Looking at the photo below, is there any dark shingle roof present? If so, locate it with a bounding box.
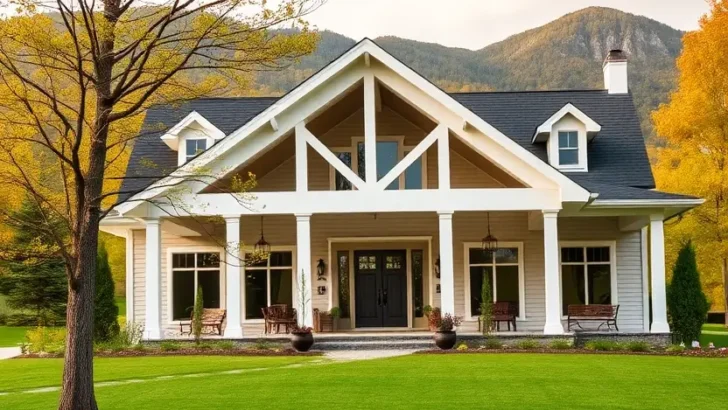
[119,90,684,204]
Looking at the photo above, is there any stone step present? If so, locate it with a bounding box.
[312,340,436,351]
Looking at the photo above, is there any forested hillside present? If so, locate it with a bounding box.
[258,7,684,137]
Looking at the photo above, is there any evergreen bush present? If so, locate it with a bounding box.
[666,241,709,344]
[94,244,119,341]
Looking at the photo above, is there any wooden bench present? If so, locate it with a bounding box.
[179,308,226,336]
[567,304,619,332]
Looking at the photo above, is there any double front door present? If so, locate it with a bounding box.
[355,250,408,327]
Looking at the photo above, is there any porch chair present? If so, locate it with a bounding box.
[262,304,297,334]
[179,308,227,336]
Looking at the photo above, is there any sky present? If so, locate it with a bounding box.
[306,0,711,50]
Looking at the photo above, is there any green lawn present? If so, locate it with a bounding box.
[701,323,728,347]
[0,327,31,347]
[0,354,726,409]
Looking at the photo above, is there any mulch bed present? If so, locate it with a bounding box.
[418,348,728,358]
[18,348,323,359]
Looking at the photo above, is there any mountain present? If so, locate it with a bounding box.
[257,7,685,137]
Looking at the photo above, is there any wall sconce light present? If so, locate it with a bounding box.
[435,257,441,279]
[317,286,327,295]
[316,258,326,281]
[436,284,441,294]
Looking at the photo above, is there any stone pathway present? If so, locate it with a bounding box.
[0,347,22,360]
[324,349,418,361]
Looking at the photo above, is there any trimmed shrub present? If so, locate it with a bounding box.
[624,341,651,352]
[456,342,469,351]
[548,339,572,350]
[160,341,181,352]
[514,339,540,349]
[480,270,494,335]
[212,340,235,350]
[95,244,120,341]
[666,241,709,345]
[484,337,503,349]
[666,344,686,353]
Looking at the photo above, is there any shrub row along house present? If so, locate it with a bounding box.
[102,40,702,339]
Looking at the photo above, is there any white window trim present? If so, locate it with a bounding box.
[557,131,579,167]
[166,246,226,324]
[463,242,526,321]
[558,241,619,319]
[184,138,208,163]
[241,246,297,324]
[327,136,427,190]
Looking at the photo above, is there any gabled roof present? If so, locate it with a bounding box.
[532,103,601,143]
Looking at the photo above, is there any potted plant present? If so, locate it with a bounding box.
[329,307,341,331]
[432,313,462,350]
[425,306,441,331]
[291,271,314,352]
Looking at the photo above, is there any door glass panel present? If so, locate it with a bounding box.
[411,250,424,318]
[358,255,376,270]
[172,270,195,320]
[385,255,402,269]
[495,266,519,316]
[562,265,585,315]
[270,269,293,307]
[245,271,267,319]
[198,271,221,309]
[587,265,611,305]
[469,266,493,317]
[337,251,350,318]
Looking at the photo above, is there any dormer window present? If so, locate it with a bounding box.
[558,131,579,166]
[186,139,207,162]
[532,103,600,173]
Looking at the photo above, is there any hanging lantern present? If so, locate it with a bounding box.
[481,212,498,253]
[254,216,271,255]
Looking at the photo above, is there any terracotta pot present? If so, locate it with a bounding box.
[433,331,457,350]
[291,332,314,352]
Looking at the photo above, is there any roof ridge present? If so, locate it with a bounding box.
[449,89,607,95]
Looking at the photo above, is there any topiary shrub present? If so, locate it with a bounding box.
[95,244,120,341]
[666,240,709,345]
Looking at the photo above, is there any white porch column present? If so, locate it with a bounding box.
[649,214,670,333]
[364,73,377,184]
[543,210,564,335]
[224,216,244,338]
[296,214,314,327]
[438,211,455,316]
[144,219,162,340]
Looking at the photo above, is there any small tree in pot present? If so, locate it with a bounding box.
[432,313,462,350]
[291,271,314,352]
[425,306,441,331]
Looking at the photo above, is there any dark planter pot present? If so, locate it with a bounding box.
[434,331,457,350]
[291,332,314,352]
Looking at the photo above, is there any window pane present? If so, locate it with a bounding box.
[377,141,399,190]
[404,155,423,190]
[561,247,584,263]
[270,251,292,267]
[357,142,365,180]
[495,248,518,264]
[358,255,376,270]
[245,270,267,319]
[469,248,492,265]
[172,270,195,320]
[198,271,221,309]
[586,247,610,263]
[559,149,578,165]
[197,253,220,268]
[337,251,350,318]
[385,255,402,269]
[558,131,577,148]
[270,269,293,307]
[186,139,206,157]
[588,265,612,305]
[562,265,585,315]
[496,266,519,316]
[334,152,352,191]
[469,266,493,317]
[173,253,195,269]
[411,250,424,317]
[245,253,268,268]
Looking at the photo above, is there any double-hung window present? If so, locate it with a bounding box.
[558,131,579,166]
[171,252,222,320]
[185,139,207,162]
[560,245,615,315]
[466,245,523,318]
[244,250,294,320]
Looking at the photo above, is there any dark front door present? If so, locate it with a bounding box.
[354,250,408,328]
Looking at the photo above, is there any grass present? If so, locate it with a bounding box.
[0,354,727,409]
[115,297,126,319]
[0,326,31,347]
[701,323,728,348]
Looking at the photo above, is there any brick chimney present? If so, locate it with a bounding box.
[603,49,628,94]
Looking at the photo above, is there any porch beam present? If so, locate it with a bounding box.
[438,211,456,316]
[364,73,377,184]
[542,210,564,335]
[143,219,162,340]
[295,123,308,192]
[649,214,670,333]
[299,123,368,190]
[296,214,314,327]
[149,189,562,217]
[376,124,444,190]
[224,216,244,338]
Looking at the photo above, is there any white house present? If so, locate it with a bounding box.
[101,41,702,340]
